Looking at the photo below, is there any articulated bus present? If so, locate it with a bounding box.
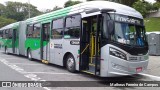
[0,22,20,54]
[0,1,149,77]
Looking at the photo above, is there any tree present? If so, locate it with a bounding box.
[64,0,82,7]
[86,0,138,7]
[154,0,160,9]
[23,3,42,19]
[0,16,16,28]
[0,3,5,16]
[118,0,138,7]
[52,6,62,11]
[42,6,62,13]
[3,1,41,21]
[155,0,160,2]
[133,0,157,17]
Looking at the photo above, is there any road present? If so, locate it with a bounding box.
[0,50,160,90]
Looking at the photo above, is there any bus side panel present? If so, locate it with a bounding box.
[49,39,63,66]
[49,39,80,70]
[5,39,12,53]
[100,45,109,77]
[31,48,41,60]
[25,38,41,60]
[0,37,2,49]
[1,38,5,51]
[19,21,27,56]
[63,39,80,71]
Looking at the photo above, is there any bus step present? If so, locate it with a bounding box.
[89,63,95,67]
[81,70,95,75]
[89,63,100,75]
[82,64,97,75]
[42,60,49,64]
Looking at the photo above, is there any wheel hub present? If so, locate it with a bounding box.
[67,57,74,69]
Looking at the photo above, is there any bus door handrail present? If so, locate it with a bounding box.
[81,44,89,55]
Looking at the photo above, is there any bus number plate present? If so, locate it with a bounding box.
[136,67,142,72]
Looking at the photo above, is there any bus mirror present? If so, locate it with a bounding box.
[64,35,71,39]
[107,20,114,35]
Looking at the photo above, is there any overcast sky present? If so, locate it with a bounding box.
[0,0,156,11]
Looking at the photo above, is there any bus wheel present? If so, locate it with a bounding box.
[66,54,76,73]
[27,49,32,60]
[5,47,8,54]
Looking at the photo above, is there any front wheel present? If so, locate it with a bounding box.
[27,49,32,60]
[66,54,76,73]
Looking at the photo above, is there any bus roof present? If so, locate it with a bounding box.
[26,1,143,24]
[0,22,20,31]
[0,1,143,29]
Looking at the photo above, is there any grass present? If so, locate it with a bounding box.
[144,17,160,32]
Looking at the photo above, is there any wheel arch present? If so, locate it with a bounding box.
[27,47,31,55]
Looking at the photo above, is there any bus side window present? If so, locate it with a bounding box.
[64,15,81,39]
[33,23,41,38]
[26,25,33,38]
[0,31,2,38]
[8,29,13,39]
[2,30,5,38]
[5,29,9,39]
[52,18,63,39]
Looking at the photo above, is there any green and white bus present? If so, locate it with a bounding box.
[0,22,20,54]
[0,1,149,77]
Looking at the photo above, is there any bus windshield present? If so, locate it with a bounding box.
[114,22,146,46]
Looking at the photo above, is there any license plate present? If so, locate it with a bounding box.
[136,67,142,72]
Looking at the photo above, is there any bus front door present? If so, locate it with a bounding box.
[80,15,101,75]
[41,23,50,63]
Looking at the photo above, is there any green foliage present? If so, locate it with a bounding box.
[118,0,138,7]
[1,1,42,21]
[153,2,160,9]
[155,0,160,2]
[144,18,160,32]
[0,3,5,16]
[86,0,138,7]
[133,0,157,17]
[0,16,16,28]
[52,6,62,11]
[64,0,82,7]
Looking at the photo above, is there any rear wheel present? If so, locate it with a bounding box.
[5,47,8,54]
[66,54,76,73]
[27,49,32,60]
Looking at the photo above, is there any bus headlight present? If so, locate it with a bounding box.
[109,47,127,60]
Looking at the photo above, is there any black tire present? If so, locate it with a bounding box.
[5,47,8,54]
[66,54,76,73]
[27,49,32,60]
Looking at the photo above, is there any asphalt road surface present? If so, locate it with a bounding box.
[0,50,160,90]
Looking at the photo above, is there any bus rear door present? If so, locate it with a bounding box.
[41,23,50,62]
[12,29,16,53]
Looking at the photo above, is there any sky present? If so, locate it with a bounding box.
[0,0,156,11]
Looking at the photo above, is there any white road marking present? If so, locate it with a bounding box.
[8,63,43,65]
[23,72,77,75]
[139,73,160,81]
[43,87,51,90]
[2,58,25,60]
[24,74,41,81]
[0,58,50,90]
